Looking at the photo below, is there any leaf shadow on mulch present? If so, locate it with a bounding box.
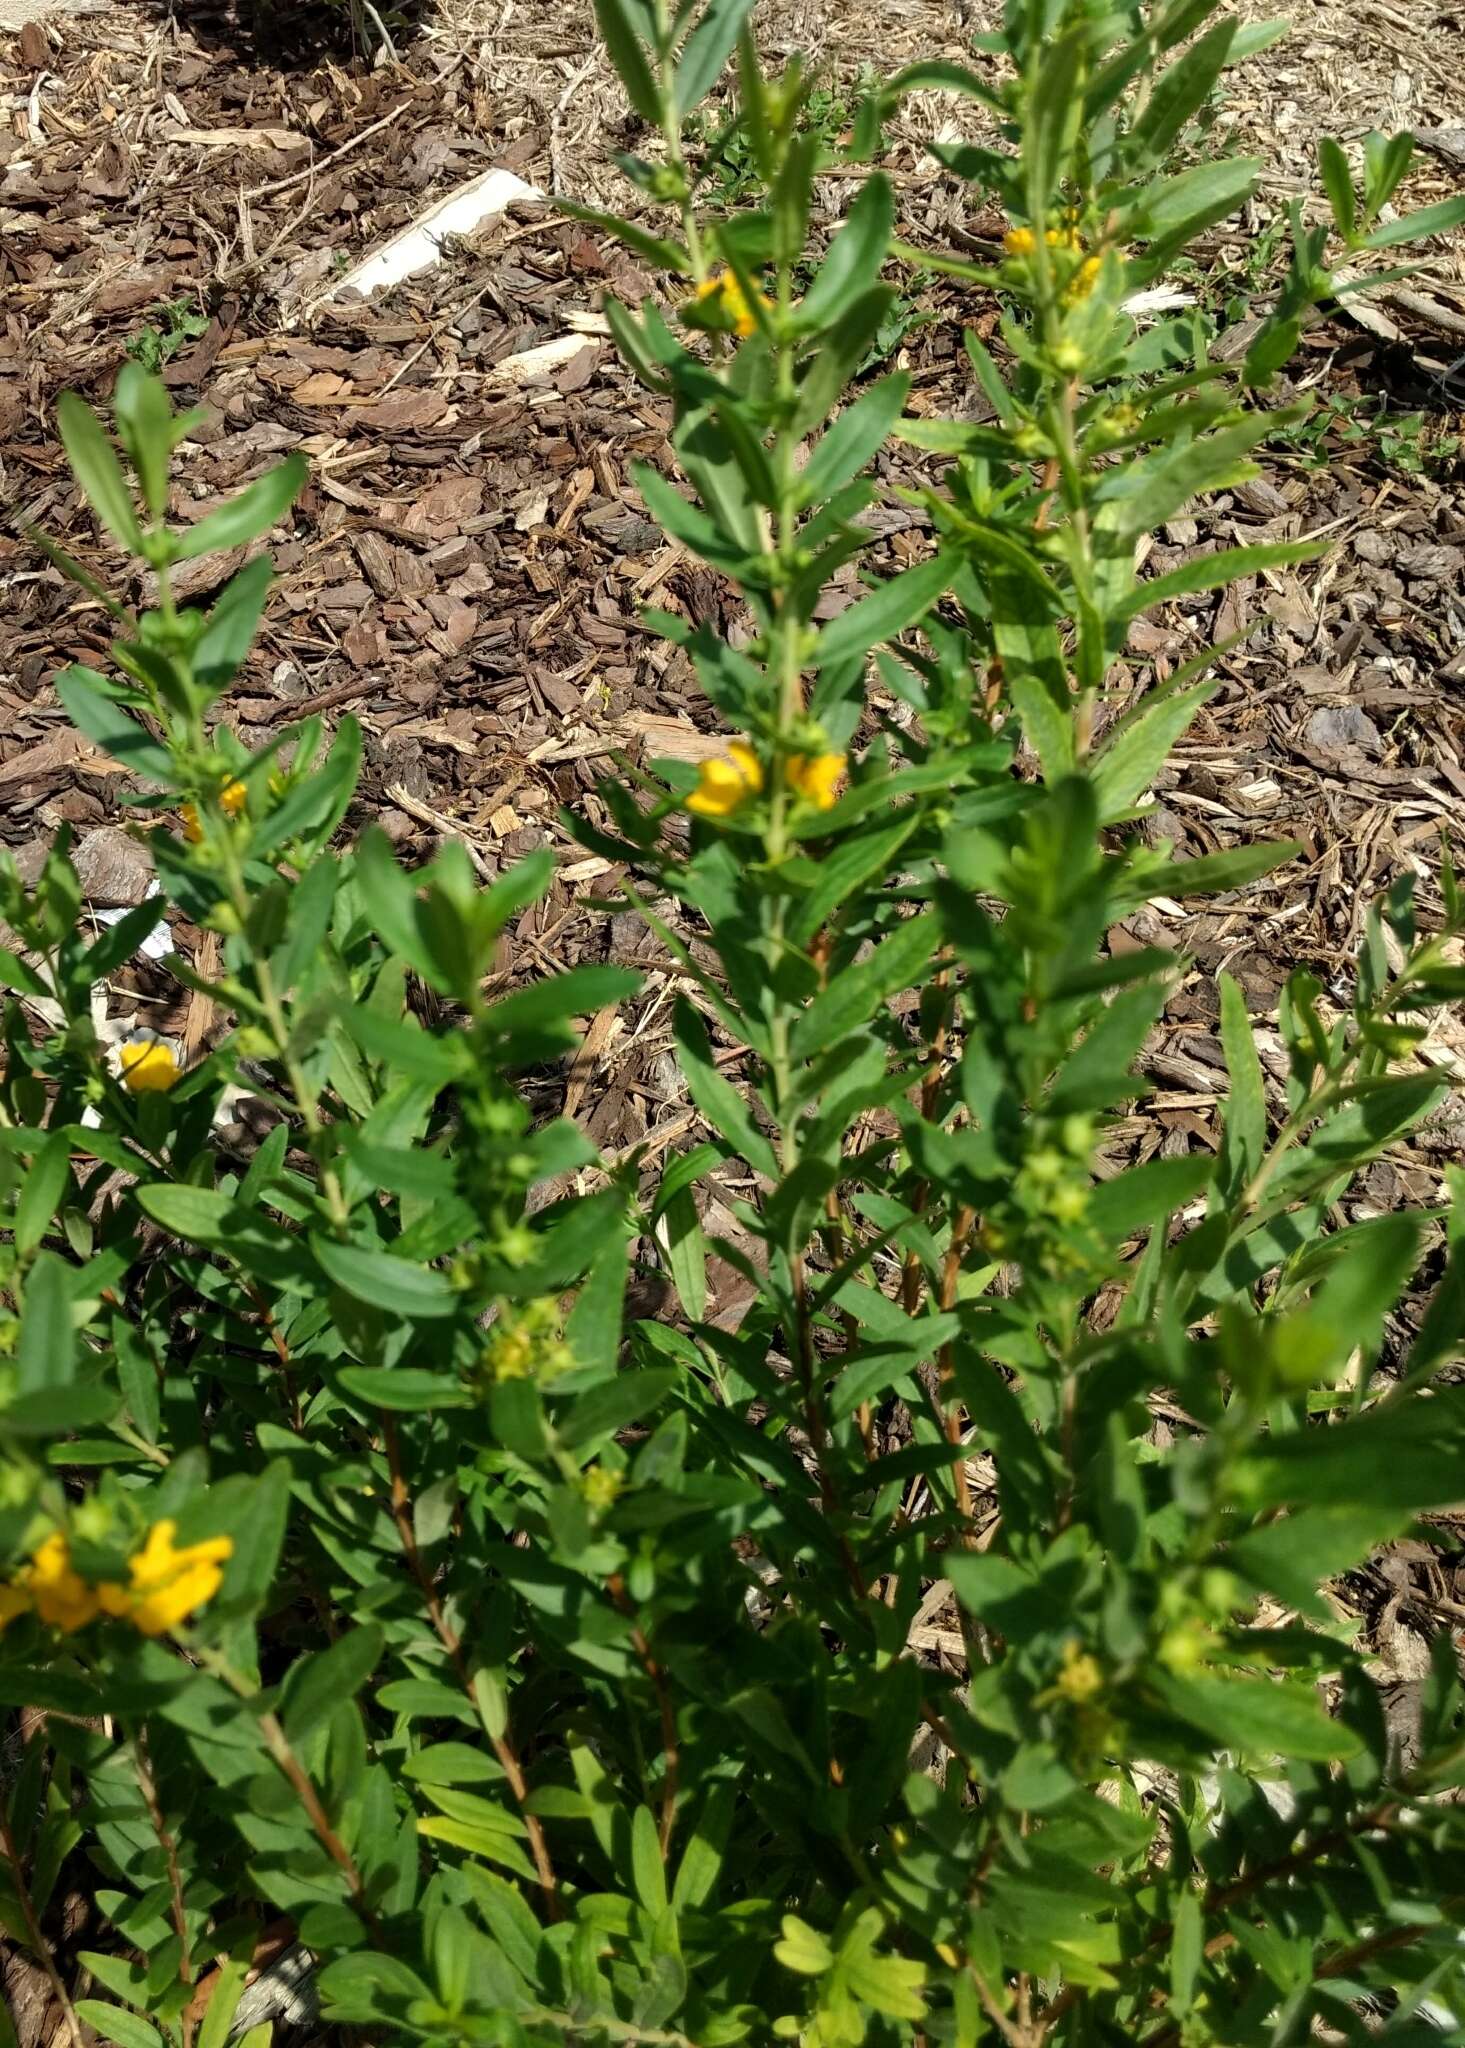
[138,0,426,68]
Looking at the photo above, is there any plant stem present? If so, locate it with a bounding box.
[196,1648,381,1936]
[378,1412,561,1917]
[213,832,351,1232]
[608,1571,681,1855]
[654,0,710,287]
[132,1731,195,2046]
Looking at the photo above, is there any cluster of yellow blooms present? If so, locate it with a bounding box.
[686,742,845,820]
[1002,223,1103,302]
[181,777,248,845]
[690,270,771,339]
[0,1520,233,1639]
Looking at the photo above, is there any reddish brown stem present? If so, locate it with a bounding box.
[936,1206,977,1528]
[255,1709,380,1935]
[379,1413,561,1917]
[609,1572,681,1856]
[132,1733,194,2044]
[238,1274,302,1430]
[791,1253,870,1601]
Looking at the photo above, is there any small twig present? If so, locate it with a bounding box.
[379,1414,561,1916]
[968,1964,1033,2048]
[0,1805,86,2048]
[242,100,406,203]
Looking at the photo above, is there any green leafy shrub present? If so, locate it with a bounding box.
[4,5,1465,2046]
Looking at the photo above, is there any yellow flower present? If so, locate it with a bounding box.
[785,752,846,812]
[1003,226,1036,257]
[686,741,764,819]
[580,1464,623,1514]
[97,1519,233,1637]
[0,1584,31,1634]
[21,1533,99,1634]
[692,270,770,338]
[119,1040,181,1094]
[1056,1637,1104,1704]
[182,780,247,844]
[1064,254,1103,304]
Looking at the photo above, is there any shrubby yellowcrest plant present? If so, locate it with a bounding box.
[3,3,1465,2045]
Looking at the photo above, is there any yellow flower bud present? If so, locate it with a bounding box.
[1056,1637,1104,1703]
[1003,225,1036,257]
[580,1465,623,1514]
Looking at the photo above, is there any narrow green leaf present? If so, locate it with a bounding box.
[1115,539,1326,621]
[197,1960,251,2048]
[673,0,758,115]
[17,1251,75,1395]
[594,0,662,122]
[282,1625,384,1743]
[796,373,910,510]
[56,667,174,783]
[631,1803,668,1915]
[1025,22,1087,213]
[671,1784,734,1911]
[15,1131,72,1259]
[672,998,779,1178]
[797,176,895,331]
[1169,1887,1203,2015]
[173,454,306,561]
[311,1236,459,1320]
[560,201,693,275]
[1217,973,1267,1198]
[1364,194,1465,248]
[814,551,951,670]
[791,913,939,1060]
[1092,682,1216,823]
[789,811,921,948]
[1317,136,1355,241]
[57,394,144,552]
[656,1183,707,1321]
[1150,1670,1361,1761]
[112,365,175,523]
[73,2007,162,2048]
[193,554,275,693]
[135,1184,236,1243]
[337,1367,472,1411]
